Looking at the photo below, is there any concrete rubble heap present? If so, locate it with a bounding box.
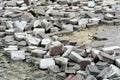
[0,0,119,80]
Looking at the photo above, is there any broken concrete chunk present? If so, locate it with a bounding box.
[62,24,73,31]
[86,65,100,76]
[78,18,88,29]
[65,67,76,74]
[100,52,115,63]
[17,41,27,46]
[80,59,91,70]
[0,10,4,16]
[0,25,6,31]
[26,35,41,46]
[50,44,63,56]
[101,20,114,25]
[106,64,120,79]
[33,20,41,28]
[98,65,120,80]
[86,22,98,28]
[97,67,111,80]
[102,46,120,51]
[57,72,66,79]
[96,61,108,70]
[85,12,95,18]
[6,1,16,7]
[14,21,27,31]
[102,0,116,6]
[0,32,5,37]
[88,1,95,8]
[55,57,68,71]
[39,58,55,69]
[31,49,46,57]
[62,46,73,57]
[36,6,48,15]
[5,28,15,35]
[71,74,85,80]
[86,75,97,80]
[14,32,26,41]
[41,38,51,46]
[114,19,120,25]
[27,46,38,52]
[104,13,114,20]
[4,45,18,51]
[33,28,45,35]
[69,51,84,63]
[48,65,61,74]
[11,50,25,60]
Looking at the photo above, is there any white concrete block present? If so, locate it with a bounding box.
[39,58,55,69]
[11,50,25,60]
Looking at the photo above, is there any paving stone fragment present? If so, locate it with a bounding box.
[101,20,114,25]
[78,18,88,29]
[14,32,26,41]
[31,49,46,57]
[50,44,63,56]
[0,10,4,16]
[98,64,120,79]
[85,12,95,18]
[14,21,27,31]
[39,58,55,69]
[86,65,100,76]
[114,19,120,25]
[71,74,84,80]
[62,24,73,31]
[5,29,14,35]
[17,41,27,46]
[0,32,5,37]
[102,0,116,6]
[88,1,95,8]
[26,35,41,46]
[55,57,68,71]
[0,25,6,31]
[65,67,76,74]
[41,38,51,46]
[102,46,120,51]
[100,52,115,63]
[57,72,66,80]
[36,6,48,15]
[33,28,45,35]
[97,67,111,80]
[11,50,25,60]
[66,74,74,80]
[86,75,97,80]
[80,59,91,70]
[62,46,73,57]
[104,13,114,20]
[48,65,61,74]
[96,61,109,70]
[4,45,18,52]
[86,22,98,28]
[69,51,84,63]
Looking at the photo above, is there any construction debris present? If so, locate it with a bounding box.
[0,0,120,80]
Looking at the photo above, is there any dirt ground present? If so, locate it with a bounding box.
[0,25,119,80]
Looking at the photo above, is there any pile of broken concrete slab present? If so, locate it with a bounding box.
[0,0,120,80]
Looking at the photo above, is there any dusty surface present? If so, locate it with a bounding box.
[0,25,119,80]
[63,25,119,44]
